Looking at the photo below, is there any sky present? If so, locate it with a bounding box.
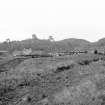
[0,0,105,42]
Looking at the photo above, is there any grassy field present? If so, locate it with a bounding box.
[0,53,105,105]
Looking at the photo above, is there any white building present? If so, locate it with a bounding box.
[22,48,32,55]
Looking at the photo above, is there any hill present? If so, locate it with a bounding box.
[0,37,105,52]
[0,38,91,52]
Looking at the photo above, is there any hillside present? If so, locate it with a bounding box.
[0,38,91,52]
[0,37,105,105]
[0,53,105,105]
[0,37,105,52]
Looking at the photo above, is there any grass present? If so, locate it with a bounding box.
[0,53,105,105]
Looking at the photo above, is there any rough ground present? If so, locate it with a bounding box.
[0,54,105,105]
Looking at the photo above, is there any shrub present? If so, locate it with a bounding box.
[94,49,98,54]
[78,60,91,65]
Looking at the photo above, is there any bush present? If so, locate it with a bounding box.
[94,49,98,54]
[78,60,91,65]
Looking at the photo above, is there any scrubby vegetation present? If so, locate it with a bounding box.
[1,36,105,53]
[0,53,105,105]
[1,36,105,105]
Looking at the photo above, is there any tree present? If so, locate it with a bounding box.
[48,36,54,42]
[32,34,38,39]
[6,38,11,51]
[6,38,10,43]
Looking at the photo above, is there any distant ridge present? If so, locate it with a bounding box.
[0,37,105,52]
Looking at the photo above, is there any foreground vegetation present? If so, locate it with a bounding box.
[0,53,105,105]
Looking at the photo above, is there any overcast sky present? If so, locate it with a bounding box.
[0,0,105,42]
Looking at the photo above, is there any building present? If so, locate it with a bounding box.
[22,48,32,55]
[12,48,32,56]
